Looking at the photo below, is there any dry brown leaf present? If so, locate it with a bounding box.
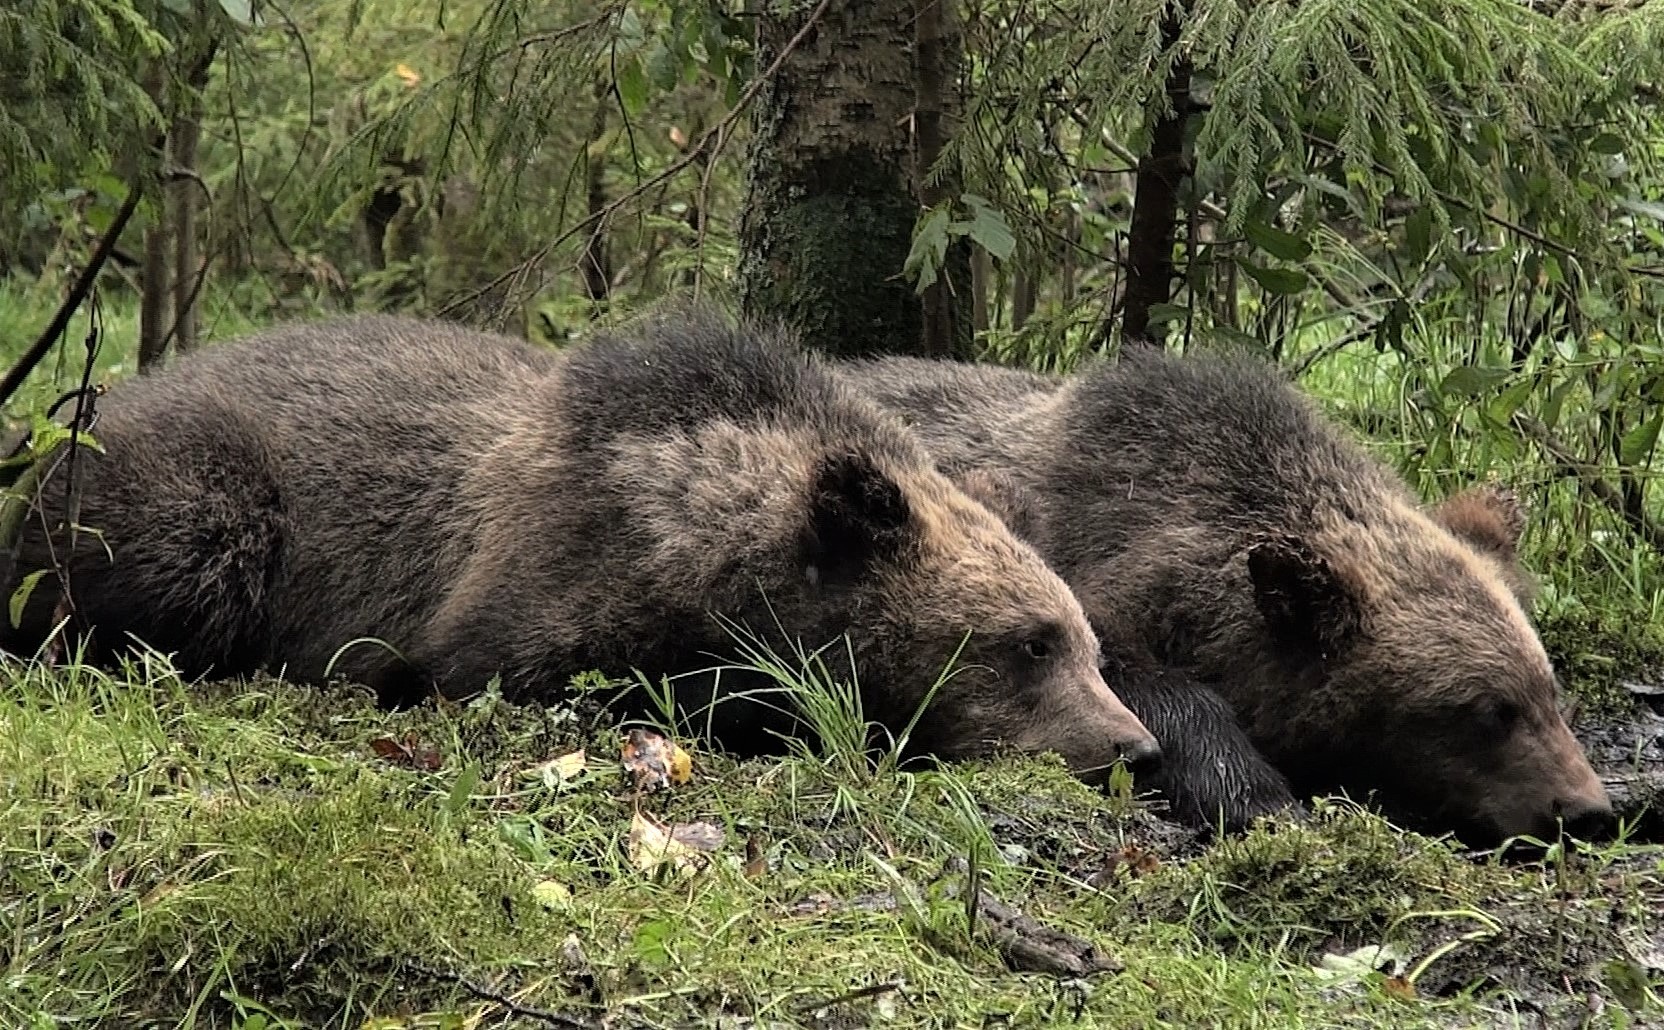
[1382,975,1417,1001]
[621,728,693,792]
[744,833,768,879]
[625,810,725,877]
[369,733,442,771]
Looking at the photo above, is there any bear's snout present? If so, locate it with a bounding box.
[1551,794,1616,842]
[1115,736,1165,780]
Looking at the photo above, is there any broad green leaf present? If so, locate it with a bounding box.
[1486,377,1534,424]
[903,206,953,293]
[1620,412,1664,467]
[1439,365,1511,397]
[445,763,481,816]
[960,194,1016,261]
[1243,219,1311,262]
[9,570,48,630]
[615,56,648,117]
[1239,261,1309,296]
[1541,375,1578,431]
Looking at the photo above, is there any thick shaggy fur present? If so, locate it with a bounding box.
[839,348,1612,845]
[0,310,1161,776]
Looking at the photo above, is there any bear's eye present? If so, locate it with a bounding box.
[1477,698,1524,732]
[1023,638,1050,661]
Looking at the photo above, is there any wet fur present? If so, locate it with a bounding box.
[840,348,1611,844]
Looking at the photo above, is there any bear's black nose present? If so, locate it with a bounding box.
[1555,798,1617,842]
[1117,737,1164,781]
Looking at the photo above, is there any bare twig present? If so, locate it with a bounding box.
[0,187,142,409]
[403,959,601,1030]
[438,0,837,320]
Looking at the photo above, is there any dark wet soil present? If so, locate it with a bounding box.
[1577,691,1664,842]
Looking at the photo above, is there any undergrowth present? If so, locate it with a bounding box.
[3,659,1663,1028]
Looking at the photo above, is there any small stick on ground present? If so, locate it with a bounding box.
[403,959,602,1030]
[969,890,1122,978]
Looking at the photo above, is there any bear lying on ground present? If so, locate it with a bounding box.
[0,308,1163,779]
[953,466,1298,833]
[839,348,1613,846]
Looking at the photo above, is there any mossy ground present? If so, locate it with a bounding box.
[5,283,1664,1027]
[4,660,1663,1029]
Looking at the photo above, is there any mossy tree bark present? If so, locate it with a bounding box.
[740,0,969,359]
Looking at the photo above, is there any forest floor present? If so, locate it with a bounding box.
[5,283,1664,1027]
[5,658,1664,1030]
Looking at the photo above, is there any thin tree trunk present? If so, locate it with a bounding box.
[1012,265,1036,328]
[1109,4,1191,349]
[139,157,172,371]
[738,0,923,358]
[579,77,611,308]
[914,0,972,358]
[168,106,202,353]
[971,245,990,334]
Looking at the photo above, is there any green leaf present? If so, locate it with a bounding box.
[904,206,953,293]
[1620,412,1664,467]
[9,570,47,630]
[1239,261,1309,296]
[1541,375,1578,431]
[1243,219,1311,262]
[1588,133,1626,155]
[445,763,481,816]
[1486,377,1534,424]
[1439,366,1511,397]
[615,56,648,116]
[960,194,1016,261]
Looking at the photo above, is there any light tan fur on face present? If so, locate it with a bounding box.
[1316,495,1609,836]
[605,417,1156,772]
[890,470,1156,772]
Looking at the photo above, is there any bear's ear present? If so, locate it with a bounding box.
[804,451,915,585]
[954,468,1037,540]
[1246,537,1362,660]
[1432,484,1526,560]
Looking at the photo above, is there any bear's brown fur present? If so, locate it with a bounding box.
[0,309,1161,778]
[839,348,1612,846]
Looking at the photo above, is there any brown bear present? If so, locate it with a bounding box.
[0,308,1162,779]
[952,466,1298,834]
[838,348,1613,847]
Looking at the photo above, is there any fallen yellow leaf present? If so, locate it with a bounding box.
[625,809,724,878]
[395,62,421,87]
[532,879,573,910]
[527,749,587,789]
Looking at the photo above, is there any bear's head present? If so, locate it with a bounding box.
[1244,485,1612,847]
[800,450,1162,783]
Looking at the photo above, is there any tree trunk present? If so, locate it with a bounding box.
[914,0,973,358]
[579,77,611,308]
[738,0,923,358]
[1108,4,1192,349]
[168,105,202,353]
[138,151,173,372]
